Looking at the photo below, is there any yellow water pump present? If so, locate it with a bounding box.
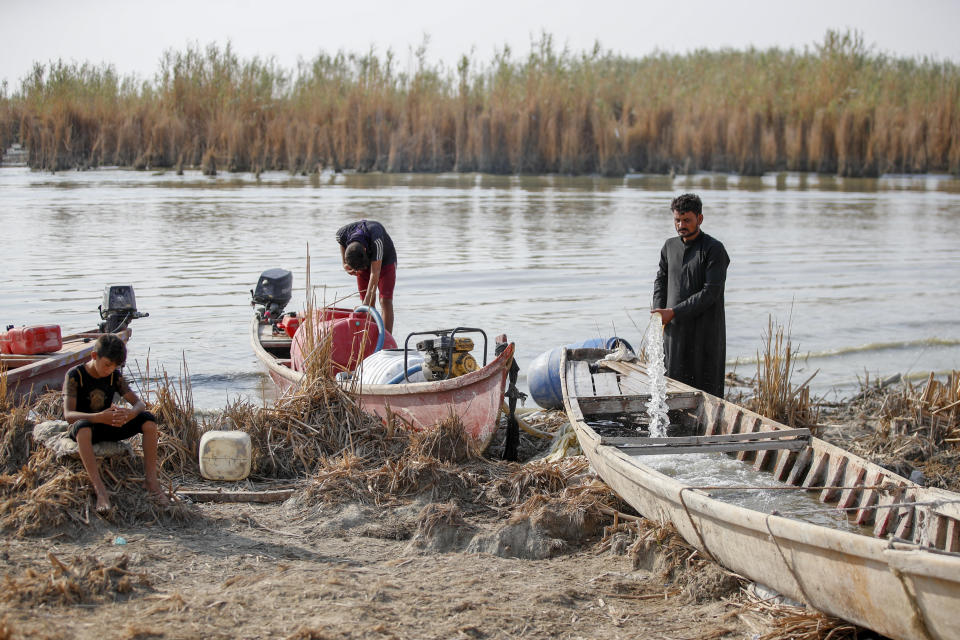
[416,336,478,381]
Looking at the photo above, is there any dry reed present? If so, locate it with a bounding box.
[0,447,198,537]
[748,316,819,429]
[3,31,957,177]
[732,587,860,640]
[1,552,151,606]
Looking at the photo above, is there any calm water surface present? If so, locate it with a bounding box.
[2,168,959,411]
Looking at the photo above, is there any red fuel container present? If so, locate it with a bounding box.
[278,314,301,338]
[6,325,63,355]
[0,331,11,354]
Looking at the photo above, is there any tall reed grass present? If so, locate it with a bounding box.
[2,31,957,176]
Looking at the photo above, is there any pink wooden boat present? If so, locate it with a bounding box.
[250,313,514,449]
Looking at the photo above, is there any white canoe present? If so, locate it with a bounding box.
[561,347,960,640]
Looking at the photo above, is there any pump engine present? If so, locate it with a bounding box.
[416,335,478,381]
[251,268,293,325]
[98,285,149,332]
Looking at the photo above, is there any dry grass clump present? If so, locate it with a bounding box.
[0,405,34,475]
[490,456,591,504]
[145,369,203,478]
[1,552,151,606]
[509,477,618,539]
[226,376,406,479]
[0,447,198,538]
[29,389,64,421]
[731,588,859,640]
[414,501,470,539]
[747,316,819,430]
[408,413,479,463]
[629,519,741,603]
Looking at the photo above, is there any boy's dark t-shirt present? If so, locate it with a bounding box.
[335,220,397,266]
[64,364,131,413]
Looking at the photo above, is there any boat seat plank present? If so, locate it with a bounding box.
[592,372,621,396]
[615,440,808,456]
[602,429,810,455]
[571,361,595,397]
[615,373,651,396]
[575,393,700,416]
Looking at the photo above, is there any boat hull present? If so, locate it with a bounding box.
[2,329,132,404]
[251,316,513,449]
[561,347,960,640]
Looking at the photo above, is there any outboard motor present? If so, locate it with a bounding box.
[251,268,293,324]
[98,285,149,332]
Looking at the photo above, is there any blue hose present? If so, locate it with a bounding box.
[352,305,385,352]
[386,364,423,385]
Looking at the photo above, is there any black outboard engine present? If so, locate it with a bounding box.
[98,285,149,332]
[251,268,293,324]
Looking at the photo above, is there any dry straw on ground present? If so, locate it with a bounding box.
[1,552,151,606]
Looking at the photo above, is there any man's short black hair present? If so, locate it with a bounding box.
[344,242,370,271]
[671,193,702,216]
[94,333,127,366]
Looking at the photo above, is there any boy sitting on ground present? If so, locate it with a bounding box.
[63,333,167,513]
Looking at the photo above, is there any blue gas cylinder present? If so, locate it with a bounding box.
[527,336,634,409]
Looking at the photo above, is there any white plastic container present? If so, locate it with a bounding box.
[357,349,426,384]
[199,430,252,481]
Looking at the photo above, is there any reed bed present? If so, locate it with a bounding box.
[3,31,957,176]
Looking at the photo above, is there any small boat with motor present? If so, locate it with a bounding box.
[561,346,960,640]
[249,268,515,449]
[1,286,149,404]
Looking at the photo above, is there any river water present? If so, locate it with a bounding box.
[2,168,959,412]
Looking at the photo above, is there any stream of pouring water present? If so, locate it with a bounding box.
[643,313,670,436]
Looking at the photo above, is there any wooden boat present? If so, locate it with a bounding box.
[251,314,515,449]
[561,347,960,640]
[2,328,132,404]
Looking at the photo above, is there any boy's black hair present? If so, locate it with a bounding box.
[344,242,370,271]
[671,193,702,216]
[94,333,127,366]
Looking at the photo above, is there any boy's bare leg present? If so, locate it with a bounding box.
[141,421,169,504]
[76,428,111,513]
[381,297,394,336]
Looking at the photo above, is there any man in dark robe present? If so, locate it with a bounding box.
[652,193,730,397]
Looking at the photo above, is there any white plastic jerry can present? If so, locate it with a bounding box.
[199,430,252,481]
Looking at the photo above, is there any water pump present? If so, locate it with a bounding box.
[416,334,479,381]
[98,285,149,332]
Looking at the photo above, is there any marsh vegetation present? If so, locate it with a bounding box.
[1,30,957,176]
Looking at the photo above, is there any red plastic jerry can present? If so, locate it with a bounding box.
[6,325,63,355]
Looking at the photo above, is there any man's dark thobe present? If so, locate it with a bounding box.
[652,232,730,397]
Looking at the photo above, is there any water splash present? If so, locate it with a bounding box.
[643,314,670,437]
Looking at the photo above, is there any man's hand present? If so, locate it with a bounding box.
[652,308,675,326]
